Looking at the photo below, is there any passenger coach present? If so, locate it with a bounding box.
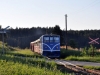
[30,34,60,58]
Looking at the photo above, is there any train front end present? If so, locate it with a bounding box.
[42,34,60,58]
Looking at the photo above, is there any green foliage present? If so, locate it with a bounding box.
[68,39,77,49]
[83,65,100,70]
[0,53,71,75]
[65,56,100,63]
[0,59,67,75]
[88,45,93,56]
[0,43,71,75]
[60,49,81,58]
[52,25,61,35]
[6,26,100,49]
[81,45,97,56]
[81,47,87,56]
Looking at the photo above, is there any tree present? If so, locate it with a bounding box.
[68,39,76,49]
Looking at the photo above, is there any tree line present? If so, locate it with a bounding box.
[1,25,100,49]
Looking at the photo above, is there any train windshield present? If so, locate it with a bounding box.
[43,37,49,42]
[54,37,60,43]
[50,37,53,42]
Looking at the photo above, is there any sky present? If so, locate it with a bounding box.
[0,0,100,30]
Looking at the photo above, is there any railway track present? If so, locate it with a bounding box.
[55,59,100,75]
[46,57,100,75]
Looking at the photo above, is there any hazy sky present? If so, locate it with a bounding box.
[0,0,100,30]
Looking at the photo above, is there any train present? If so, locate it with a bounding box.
[30,34,60,58]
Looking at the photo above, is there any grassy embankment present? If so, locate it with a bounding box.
[0,42,72,75]
[61,48,100,62]
[60,48,100,70]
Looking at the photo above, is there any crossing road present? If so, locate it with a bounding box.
[55,60,100,67]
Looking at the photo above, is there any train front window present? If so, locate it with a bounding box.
[50,37,53,42]
[54,37,60,43]
[44,37,49,42]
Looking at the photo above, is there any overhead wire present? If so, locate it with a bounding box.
[69,0,100,15]
[67,0,100,30]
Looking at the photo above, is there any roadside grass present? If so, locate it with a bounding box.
[0,41,100,74]
[0,53,72,75]
[65,56,100,63]
[8,48,44,58]
[60,49,81,58]
[0,59,68,75]
[0,52,70,75]
[0,42,72,75]
[61,48,100,70]
[61,48,100,62]
[0,44,44,58]
[82,65,100,70]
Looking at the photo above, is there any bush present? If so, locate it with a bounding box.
[60,49,81,58]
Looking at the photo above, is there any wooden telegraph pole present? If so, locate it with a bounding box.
[0,26,10,54]
[65,14,67,50]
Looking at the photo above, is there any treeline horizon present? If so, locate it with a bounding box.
[1,25,100,49]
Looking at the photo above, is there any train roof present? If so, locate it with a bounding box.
[41,34,60,37]
[30,39,40,44]
[39,34,60,39]
[30,34,60,44]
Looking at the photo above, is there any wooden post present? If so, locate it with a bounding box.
[65,14,67,50]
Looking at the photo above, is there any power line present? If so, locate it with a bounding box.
[70,0,100,15]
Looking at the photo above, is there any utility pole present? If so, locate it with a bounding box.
[1,26,10,54]
[2,30,4,54]
[65,14,67,50]
[46,27,48,34]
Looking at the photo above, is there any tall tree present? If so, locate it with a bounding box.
[68,39,77,49]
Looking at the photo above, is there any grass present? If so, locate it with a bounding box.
[83,65,100,70]
[0,42,72,75]
[61,48,100,70]
[11,49,34,55]
[0,44,44,58]
[0,41,100,74]
[65,56,100,63]
[60,49,81,58]
[0,59,67,75]
[61,49,100,62]
[0,52,71,75]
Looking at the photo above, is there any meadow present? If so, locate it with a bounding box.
[0,41,100,75]
[60,48,100,63]
[0,42,72,75]
[60,47,100,70]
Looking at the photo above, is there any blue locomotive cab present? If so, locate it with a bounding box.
[42,34,60,58]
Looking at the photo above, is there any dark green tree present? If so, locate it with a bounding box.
[68,39,76,49]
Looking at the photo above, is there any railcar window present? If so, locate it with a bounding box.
[44,37,49,42]
[54,37,59,43]
[50,37,53,42]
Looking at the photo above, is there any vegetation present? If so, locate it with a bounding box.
[60,49,81,58]
[65,56,100,63]
[61,48,100,63]
[83,65,100,70]
[0,56,68,75]
[1,25,100,49]
[61,45,100,62]
[60,47,100,70]
[0,42,72,75]
[68,39,77,49]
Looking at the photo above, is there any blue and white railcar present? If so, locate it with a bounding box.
[40,34,60,57]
